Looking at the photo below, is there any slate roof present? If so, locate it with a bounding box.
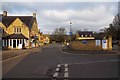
[94,33,107,40]
[77,31,107,40]
[2,16,35,29]
[77,31,94,37]
[3,33,28,39]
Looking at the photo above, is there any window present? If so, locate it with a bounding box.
[17,28,19,33]
[10,40,11,46]
[96,40,101,46]
[85,35,87,37]
[81,35,83,37]
[17,40,19,46]
[20,28,21,32]
[0,28,2,33]
[14,27,22,33]
[0,28,4,33]
[14,28,16,33]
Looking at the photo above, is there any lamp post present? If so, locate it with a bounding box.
[69,22,72,41]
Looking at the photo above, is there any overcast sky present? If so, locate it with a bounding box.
[0,1,119,34]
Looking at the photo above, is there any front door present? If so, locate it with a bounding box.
[13,40,16,48]
[102,40,107,49]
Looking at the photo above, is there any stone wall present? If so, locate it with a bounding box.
[70,40,102,51]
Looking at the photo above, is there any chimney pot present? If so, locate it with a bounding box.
[33,13,36,18]
[3,11,7,16]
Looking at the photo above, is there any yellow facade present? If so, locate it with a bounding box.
[76,32,95,40]
[108,35,112,50]
[77,37,95,40]
[7,18,29,38]
[31,21,39,35]
[75,32,112,50]
[1,11,47,49]
[0,22,7,33]
[1,16,41,49]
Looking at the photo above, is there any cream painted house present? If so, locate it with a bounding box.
[0,11,40,49]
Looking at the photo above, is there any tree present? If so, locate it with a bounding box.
[112,14,120,40]
[51,27,66,43]
[106,24,117,39]
[102,13,120,40]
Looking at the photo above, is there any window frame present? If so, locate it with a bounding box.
[14,27,22,33]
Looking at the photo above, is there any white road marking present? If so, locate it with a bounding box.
[56,68,60,72]
[64,64,68,67]
[53,72,58,77]
[65,68,68,72]
[57,64,61,68]
[64,72,69,78]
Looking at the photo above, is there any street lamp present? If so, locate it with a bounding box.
[69,22,72,41]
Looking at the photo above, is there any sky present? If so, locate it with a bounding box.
[0,0,119,34]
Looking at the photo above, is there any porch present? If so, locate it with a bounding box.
[2,34,28,49]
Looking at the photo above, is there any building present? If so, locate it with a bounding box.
[43,34,50,44]
[76,31,94,40]
[70,31,112,51]
[0,11,41,49]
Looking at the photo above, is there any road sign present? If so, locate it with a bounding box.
[69,32,72,35]
[82,40,87,44]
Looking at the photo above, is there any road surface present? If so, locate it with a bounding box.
[2,43,119,79]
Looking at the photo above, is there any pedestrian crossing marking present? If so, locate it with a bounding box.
[57,64,61,67]
[64,72,69,77]
[65,64,68,67]
[53,72,58,77]
[65,68,68,72]
[56,68,60,72]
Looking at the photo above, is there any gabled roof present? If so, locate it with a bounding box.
[2,33,28,39]
[2,16,35,29]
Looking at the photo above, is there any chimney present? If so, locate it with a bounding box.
[39,29,40,32]
[33,12,36,18]
[3,11,7,16]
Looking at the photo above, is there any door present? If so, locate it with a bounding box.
[102,40,107,49]
[13,40,16,48]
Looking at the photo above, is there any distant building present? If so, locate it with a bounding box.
[70,31,112,50]
[43,34,50,44]
[76,31,94,40]
[0,11,41,49]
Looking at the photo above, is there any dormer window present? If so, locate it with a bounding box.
[81,35,83,37]
[14,27,21,34]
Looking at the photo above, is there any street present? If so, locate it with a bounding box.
[2,43,119,79]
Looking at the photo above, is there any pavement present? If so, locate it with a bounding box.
[2,43,119,79]
[1,47,42,60]
[61,45,118,54]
